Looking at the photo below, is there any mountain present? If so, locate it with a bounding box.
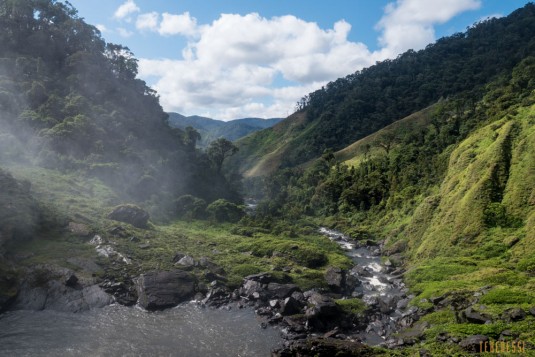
[227,4,535,177]
[0,0,241,214]
[168,112,281,147]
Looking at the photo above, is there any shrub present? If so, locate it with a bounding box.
[206,199,245,223]
[174,195,207,219]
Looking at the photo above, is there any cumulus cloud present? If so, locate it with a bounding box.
[159,12,198,36]
[376,0,481,57]
[138,13,377,119]
[113,0,140,20]
[136,12,159,31]
[137,0,481,119]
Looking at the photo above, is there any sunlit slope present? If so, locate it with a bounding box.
[402,104,535,259]
[334,105,437,167]
[227,111,311,177]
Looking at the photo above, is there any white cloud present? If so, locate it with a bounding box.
[376,0,481,57]
[114,0,140,20]
[159,12,198,36]
[139,13,376,119]
[117,27,134,38]
[136,12,159,31]
[137,1,481,119]
[96,24,108,33]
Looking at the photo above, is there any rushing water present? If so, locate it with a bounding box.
[319,227,409,345]
[0,303,280,357]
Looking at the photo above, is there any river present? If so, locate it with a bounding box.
[319,227,411,345]
[0,226,410,355]
[0,303,280,357]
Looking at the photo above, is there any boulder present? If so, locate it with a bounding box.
[281,296,302,316]
[325,267,344,291]
[502,307,526,322]
[176,255,196,267]
[530,306,535,317]
[243,272,274,284]
[107,204,149,228]
[266,283,299,299]
[459,335,489,353]
[136,270,196,310]
[13,267,113,312]
[462,307,492,324]
[306,292,340,318]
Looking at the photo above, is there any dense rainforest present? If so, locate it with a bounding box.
[0,0,240,218]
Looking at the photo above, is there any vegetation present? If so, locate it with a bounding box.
[0,0,240,223]
[227,4,535,177]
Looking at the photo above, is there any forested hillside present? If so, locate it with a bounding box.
[0,0,238,212]
[246,30,535,356]
[168,112,281,148]
[228,3,535,177]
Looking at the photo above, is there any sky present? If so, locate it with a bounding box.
[66,0,531,120]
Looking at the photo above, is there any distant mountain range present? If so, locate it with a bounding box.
[167,113,282,147]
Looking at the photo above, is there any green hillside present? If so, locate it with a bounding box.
[252,54,535,352]
[228,4,535,177]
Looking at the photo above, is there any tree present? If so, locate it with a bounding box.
[206,138,238,173]
[183,126,201,151]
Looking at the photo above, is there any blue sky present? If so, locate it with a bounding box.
[67,0,531,120]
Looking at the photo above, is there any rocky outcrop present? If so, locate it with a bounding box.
[13,267,113,312]
[107,204,149,228]
[136,270,196,310]
[324,266,359,294]
[272,337,373,357]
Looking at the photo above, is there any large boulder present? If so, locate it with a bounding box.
[13,268,113,312]
[107,204,149,228]
[136,270,196,310]
[459,335,489,353]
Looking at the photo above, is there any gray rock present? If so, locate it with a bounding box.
[530,306,535,317]
[244,272,273,284]
[266,283,299,299]
[172,252,185,263]
[306,293,340,318]
[463,307,492,324]
[82,285,114,308]
[281,296,302,316]
[240,279,263,298]
[176,255,196,267]
[459,335,489,353]
[502,307,526,322]
[136,270,196,310]
[107,204,150,228]
[324,266,344,290]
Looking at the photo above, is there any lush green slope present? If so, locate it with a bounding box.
[228,4,535,177]
[252,55,535,351]
[0,0,239,212]
[168,112,281,148]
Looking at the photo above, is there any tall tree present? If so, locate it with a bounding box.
[207,138,238,173]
